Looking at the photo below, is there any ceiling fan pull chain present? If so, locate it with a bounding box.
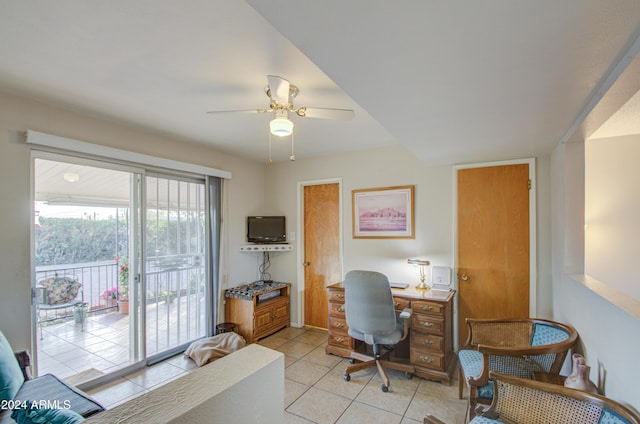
[268,132,273,164]
[290,133,295,161]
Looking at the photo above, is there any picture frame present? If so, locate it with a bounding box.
[352,185,415,239]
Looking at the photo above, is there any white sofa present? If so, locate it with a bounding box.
[85,343,284,423]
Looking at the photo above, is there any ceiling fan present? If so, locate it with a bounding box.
[207,76,355,161]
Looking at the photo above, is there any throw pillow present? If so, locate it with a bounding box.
[0,331,24,402]
[11,405,84,424]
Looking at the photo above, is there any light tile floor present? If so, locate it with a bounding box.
[86,326,467,423]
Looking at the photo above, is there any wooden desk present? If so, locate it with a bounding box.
[326,282,456,385]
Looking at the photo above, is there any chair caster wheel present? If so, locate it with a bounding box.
[349,358,356,364]
[405,372,413,379]
[344,374,351,382]
[381,384,389,392]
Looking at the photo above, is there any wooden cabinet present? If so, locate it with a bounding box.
[325,282,456,385]
[225,282,290,344]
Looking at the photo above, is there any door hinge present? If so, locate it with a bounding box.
[528,179,531,190]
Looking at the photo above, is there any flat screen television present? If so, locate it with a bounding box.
[247,216,286,243]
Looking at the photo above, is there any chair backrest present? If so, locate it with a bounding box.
[344,270,396,336]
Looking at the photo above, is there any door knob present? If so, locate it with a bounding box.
[459,274,469,281]
[303,261,310,267]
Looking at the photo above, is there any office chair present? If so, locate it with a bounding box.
[343,270,414,392]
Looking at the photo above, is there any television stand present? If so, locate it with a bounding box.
[224,281,291,343]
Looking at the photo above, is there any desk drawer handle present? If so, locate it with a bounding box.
[334,294,344,299]
[420,305,434,311]
[419,321,434,328]
[421,340,433,345]
[394,301,400,307]
[335,337,345,343]
[337,306,345,313]
[420,356,434,363]
[334,322,345,328]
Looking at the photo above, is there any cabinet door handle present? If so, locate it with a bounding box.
[420,305,434,311]
[420,321,434,328]
[420,356,434,363]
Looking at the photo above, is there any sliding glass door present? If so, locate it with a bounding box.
[33,153,216,383]
[144,174,207,361]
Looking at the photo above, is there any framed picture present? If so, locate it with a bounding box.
[352,185,414,239]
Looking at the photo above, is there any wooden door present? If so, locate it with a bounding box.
[304,183,341,329]
[457,164,530,345]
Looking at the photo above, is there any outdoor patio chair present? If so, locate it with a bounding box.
[35,276,84,339]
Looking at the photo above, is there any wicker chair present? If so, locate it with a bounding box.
[424,371,640,424]
[457,318,578,422]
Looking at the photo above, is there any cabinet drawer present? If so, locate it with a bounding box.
[392,297,411,312]
[328,316,349,335]
[329,333,354,348]
[328,290,346,302]
[411,348,444,370]
[411,332,444,352]
[412,300,444,316]
[328,302,346,318]
[411,315,444,336]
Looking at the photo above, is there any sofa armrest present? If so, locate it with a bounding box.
[14,350,32,380]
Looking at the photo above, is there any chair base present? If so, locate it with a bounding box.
[345,349,415,392]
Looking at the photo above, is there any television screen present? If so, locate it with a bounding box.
[247,216,286,243]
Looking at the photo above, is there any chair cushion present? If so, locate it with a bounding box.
[13,375,103,418]
[600,408,632,424]
[0,331,24,402]
[37,277,81,306]
[11,406,84,424]
[470,416,504,423]
[531,323,570,346]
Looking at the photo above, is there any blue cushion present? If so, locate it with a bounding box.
[0,331,24,402]
[599,408,631,424]
[470,416,505,423]
[531,323,569,346]
[11,406,84,424]
[458,350,494,399]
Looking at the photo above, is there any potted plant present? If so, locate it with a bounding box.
[100,286,119,308]
[116,256,129,314]
[73,302,88,324]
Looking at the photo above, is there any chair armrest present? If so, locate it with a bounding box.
[423,415,446,424]
[399,308,413,319]
[14,350,32,380]
[400,308,412,341]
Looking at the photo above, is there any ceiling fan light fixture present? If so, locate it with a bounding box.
[270,116,294,137]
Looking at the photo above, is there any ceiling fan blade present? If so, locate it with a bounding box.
[206,109,269,115]
[295,107,355,121]
[267,75,291,104]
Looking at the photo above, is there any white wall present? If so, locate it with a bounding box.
[585,134,640,301]
[551,140,640,410]
[0,90,265,352]
[262,145,554,330]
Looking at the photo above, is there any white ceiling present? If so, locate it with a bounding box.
[1,1,640,165]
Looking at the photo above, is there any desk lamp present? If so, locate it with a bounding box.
[407,259,430,290]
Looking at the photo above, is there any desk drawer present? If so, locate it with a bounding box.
[328,290,346,302]
[328,316,349,335]
[392,297,411,312]
[328,302,346,318]
[329,333,354,349]
[412,300,444,316]
[411,333,444,353]
[411,348,444,371]
[411,315,444,336]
